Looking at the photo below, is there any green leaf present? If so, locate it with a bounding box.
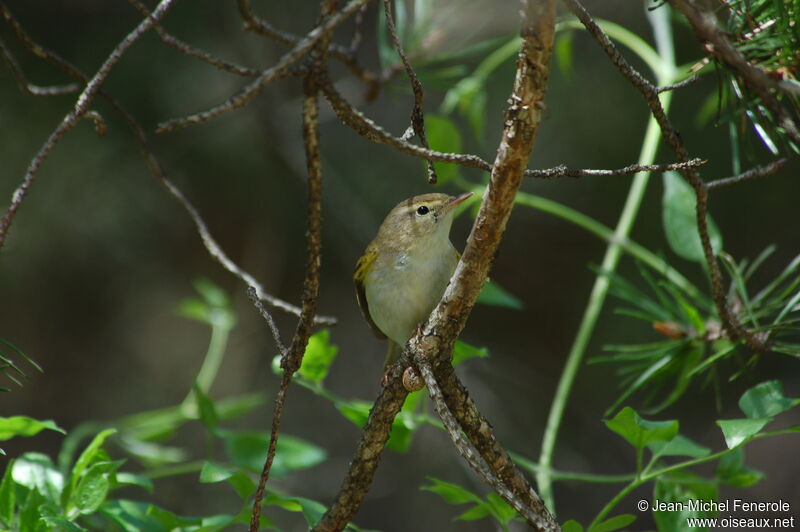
[66,429,116,503]
[0,337,42,373]
[440,76,487,141]
[264,493,326,527]
[0,417,64,441]
[178,298,212,322]
[18,486,45,532]
[194,383,219,432]
[100,500,168,532]
[739,380,798,419]
[40,515,86,531]
[0,458,16,524]
[562,520,585,532]
[420,477,481,505]
[588,514,636,532]
[115,472,153,493]
[194,277,229,308]
[298,329,338,383]
[178,279,235,328]
[605,407,678,450]
[645,346,703,414]
[199,461,255,500]
[716,418,771,448]
[337,400,416,453]
[555,31,574,79]
[73,462,113,514]
[662,172,723,262]
[716,447,764,488]
[222,431,326,478]
[649,434,711,460]
[485,492,516,524]
[452,341,489,366]
[653,472,718,532]
[476,280,524,310]
[424,115,462,183]
[455,503,491,522]
[12,453,63,504]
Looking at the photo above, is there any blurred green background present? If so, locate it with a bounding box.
[1,0,798,530]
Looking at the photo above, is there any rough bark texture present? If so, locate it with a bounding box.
[312,369,409,532]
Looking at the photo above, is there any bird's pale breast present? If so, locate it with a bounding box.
[364,243,458,345]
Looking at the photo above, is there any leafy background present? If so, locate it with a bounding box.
[1,0,798,530]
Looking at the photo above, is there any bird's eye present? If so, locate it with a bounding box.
[416,205,429,215]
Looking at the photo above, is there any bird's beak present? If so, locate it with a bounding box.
[440,192,473,215]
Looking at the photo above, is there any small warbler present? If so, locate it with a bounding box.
[354,192,473,366]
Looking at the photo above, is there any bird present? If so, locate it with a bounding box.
[354,192,473,367]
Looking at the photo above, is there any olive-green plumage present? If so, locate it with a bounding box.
[354,192,472,366]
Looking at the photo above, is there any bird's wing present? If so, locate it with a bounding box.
[353,249,386,339]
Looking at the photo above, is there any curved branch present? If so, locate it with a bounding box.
[382,0,437,183]
[156,0,373,133]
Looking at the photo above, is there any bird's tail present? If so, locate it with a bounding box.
[384,341,403,368]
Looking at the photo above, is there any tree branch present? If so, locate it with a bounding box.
[564,0,769,354]
[321,74,704,180]
[236,0,381,98]
[312,365,409,532]
[248,5,332,522]
[0,0,178,251]
[382,0,437,183]
[156,0,372,133]
[127,0,264,78]
[409,0,559,528]
[416,359,553,529]
[316,2,559,530]
[668,0,800,145]
[0,38,79,95]
[526,158,706,178]
[706,158,788,190]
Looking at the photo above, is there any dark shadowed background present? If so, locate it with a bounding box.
[1,0,798,530]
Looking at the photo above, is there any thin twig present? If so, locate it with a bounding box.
[0,0,178,251]
[382,0,437,183]
[0,38,79,95]
[564,0,768,354]
[706,158,787,190]
[527,158,706,178]
[348,3,369,53]
[322,75,701,181]
[656,74,700,93]
[320,73,492,168]
[236,0,381,99]
[127,0,262,77]
[249,6,332,526]
[156,0,372,133]
[247,287,287,355]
